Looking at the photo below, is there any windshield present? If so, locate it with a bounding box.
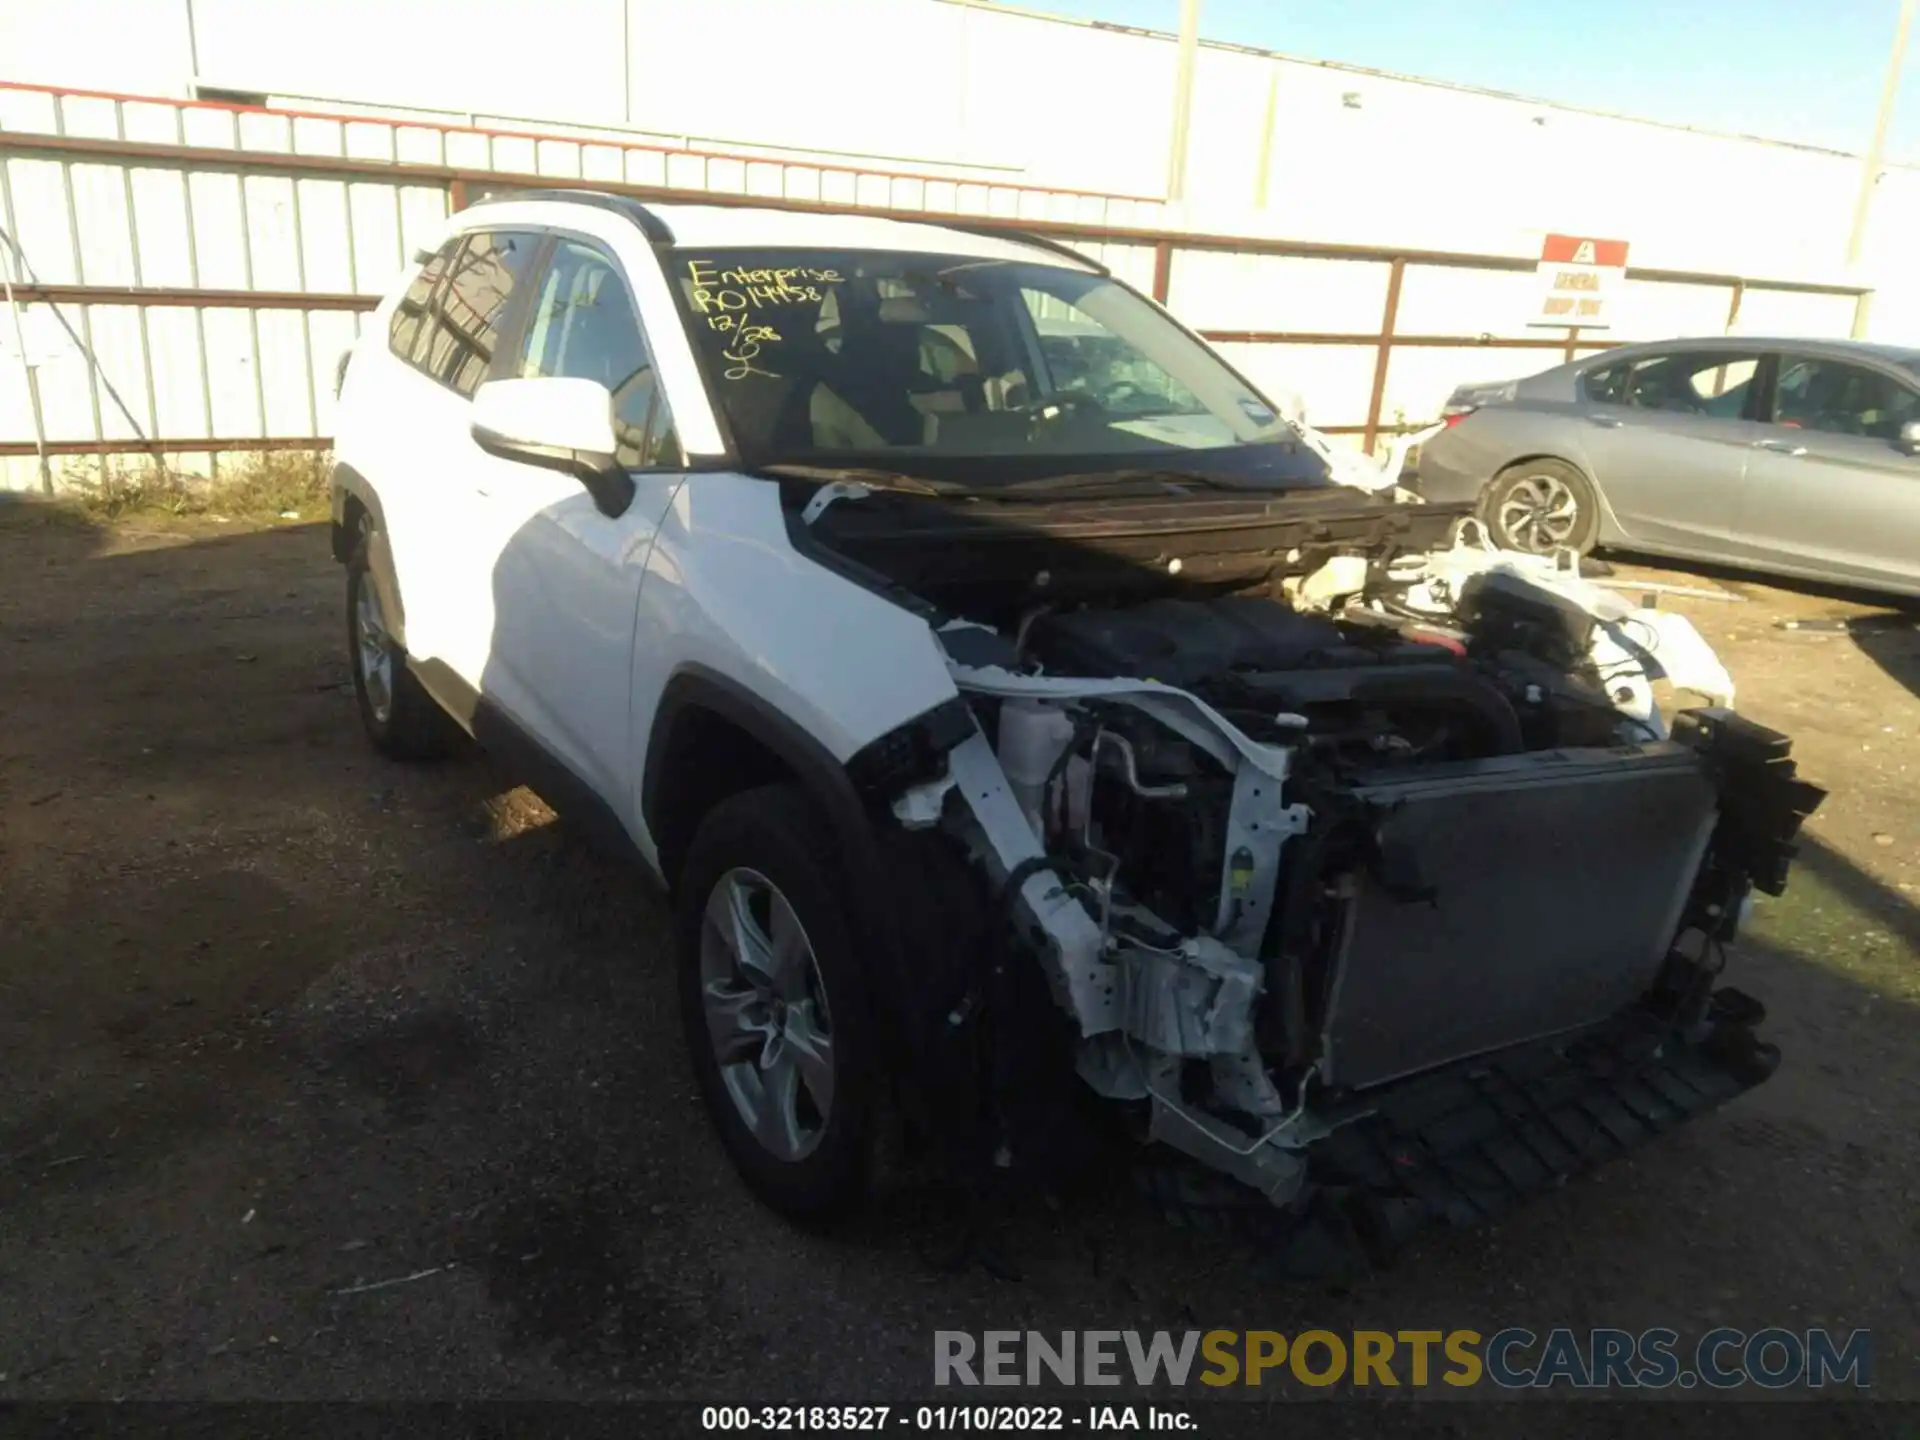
[667,247,1326,489]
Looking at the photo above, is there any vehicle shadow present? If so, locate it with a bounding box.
[1602,546,1920,699]
[1850,612,1920,700]
[1605,545,1919,614]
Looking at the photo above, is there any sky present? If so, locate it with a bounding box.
[1022,0,1919,161]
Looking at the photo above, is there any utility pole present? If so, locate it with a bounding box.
[1847,0,1915,286]
[183,0,202,91]
[1253,60,1280,208]
[1166,0,1202,202]
[621,0,633,125]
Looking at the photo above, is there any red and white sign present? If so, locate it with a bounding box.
[1528,233,1629,330]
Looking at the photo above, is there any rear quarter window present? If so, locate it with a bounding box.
[1585,352,1759,418]
[388,241,457,363]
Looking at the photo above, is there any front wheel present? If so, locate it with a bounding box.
[1483,459,1601,555]
[676,784,877,1220]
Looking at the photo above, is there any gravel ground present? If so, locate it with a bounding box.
[0,506,1914,1428]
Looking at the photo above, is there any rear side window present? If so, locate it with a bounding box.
[518,240,681,468]
[388,241,456,363]
[1585,352,1759,419]
[417,230,542,398]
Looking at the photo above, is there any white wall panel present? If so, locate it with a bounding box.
[146,308,210,437]
[1395,266,1540,341]
[1616,280,1746,342]
[345,183,404,295]
[294,179,355,292]
[61,95,120,141]
[1170,253,1390,334]
[27,310,95,442]
[86,305,150,439]
[398,187,452,267]
[1380,346,1566,428]
[1731,289,1860,339]
[123,102,181,145]
[0,89,59,135]
[0,322,34,443]
[128,167,195,286]
[69,162,136,284]
[257,309,315,435]
[201,307,260,436]
[1216,342,1379,429]
[492,135,538,176]
[343,121,396,164]
[237,111,293,154]
[5,158,78,284]
[186,172,248,287]
[292,116,349,159]
[243,175,303,290]
[396,127,444,166]
[181,106,238,150]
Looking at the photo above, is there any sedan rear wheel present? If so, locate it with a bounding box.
[1484,459,1602,556]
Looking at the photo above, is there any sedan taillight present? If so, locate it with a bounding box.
[1440,407,1476,428]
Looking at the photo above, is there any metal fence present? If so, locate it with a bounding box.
[0,80,1873,486]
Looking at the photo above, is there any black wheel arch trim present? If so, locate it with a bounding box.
[330,460,384,559]
[331,461,409,647]
[643,664,928,980]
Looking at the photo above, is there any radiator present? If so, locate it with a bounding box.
[1319,745,1719,1091]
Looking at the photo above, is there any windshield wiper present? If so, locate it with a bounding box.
[992,468,1254,498]
[756,463,968,497]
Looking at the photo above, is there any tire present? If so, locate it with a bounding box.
[676,783,878,1221]
[1482,459,1602,556]
[346,526,454,760]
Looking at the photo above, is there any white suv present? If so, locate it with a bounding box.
[331,192,1820,1241]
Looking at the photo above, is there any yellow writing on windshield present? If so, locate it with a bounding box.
[720,322,782,381]
[684,259,843,379]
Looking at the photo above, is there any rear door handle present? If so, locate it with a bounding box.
[1753,439,1807,456]
[1588,415,1623,428]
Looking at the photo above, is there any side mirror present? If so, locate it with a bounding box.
[1899,419,1920,456]
[470,377,634,517]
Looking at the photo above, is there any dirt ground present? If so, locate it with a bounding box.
[1,503,1915,1423]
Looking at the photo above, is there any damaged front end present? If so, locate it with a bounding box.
[823,489,1824,1245]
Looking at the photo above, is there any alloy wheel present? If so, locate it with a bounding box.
[699,866,835,1162]
[1497,473,1582,553]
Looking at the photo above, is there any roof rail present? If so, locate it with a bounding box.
[465,188,675,244]
[932,223,1109,275]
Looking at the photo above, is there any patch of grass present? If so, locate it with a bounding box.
[57,450,333,524]
[1747,865,1919,1005]
[0,493,97,531]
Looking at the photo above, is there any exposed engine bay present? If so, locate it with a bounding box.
[803,484,1825,1235]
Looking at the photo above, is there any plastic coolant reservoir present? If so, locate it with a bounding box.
[997,698,1076,840]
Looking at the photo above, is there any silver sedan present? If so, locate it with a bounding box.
[1412,336,1920,597]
